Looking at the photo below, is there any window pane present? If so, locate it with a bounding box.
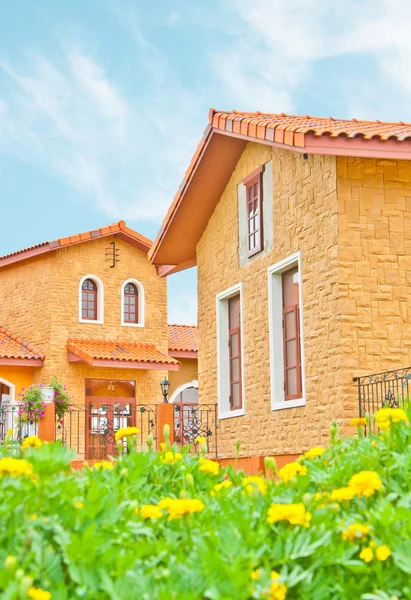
[285,311,295,338]
[287,368,297,396]
[286,339,297,366]
[230,332,239,356]
[130,296,136,305]
[231,357,239,381]
[229,296,240,329]
[282,266,299,306]
[231,383,241,408]
[87,309,95,319]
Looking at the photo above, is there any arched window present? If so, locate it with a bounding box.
[79,275,104,323]
[123,282,138,323]
[121,279,144,327]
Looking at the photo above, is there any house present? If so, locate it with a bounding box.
[149,109,411,467]
[0,220,197,457]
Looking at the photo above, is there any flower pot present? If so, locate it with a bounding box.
[40,386,55,404]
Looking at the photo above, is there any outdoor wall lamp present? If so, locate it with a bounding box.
[160,378,170,403]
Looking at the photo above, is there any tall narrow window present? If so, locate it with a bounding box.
[123,282,138,323]
[228,294,242,410]
[82,279,97,321]
[244,166,264,257]
[282,266,302,400]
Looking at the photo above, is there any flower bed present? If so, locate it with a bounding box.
[0,408,411,599]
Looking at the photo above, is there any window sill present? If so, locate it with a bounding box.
[218,408,245,420]
[79,319,104,325]
[272,397,306,411]
[121,322,144,328]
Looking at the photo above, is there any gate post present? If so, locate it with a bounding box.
[38,403,55,442]
[157,403,175,447]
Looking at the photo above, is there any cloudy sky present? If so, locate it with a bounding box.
[1,0,411,323]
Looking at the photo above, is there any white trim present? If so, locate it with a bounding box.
[121,279,145,327]
[78,274,104,324]
[169,379,198,404]
[216,282,245,420]
[0,376,15,405]
[268,251,306,411]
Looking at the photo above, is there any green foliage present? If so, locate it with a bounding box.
[1,412,411,599]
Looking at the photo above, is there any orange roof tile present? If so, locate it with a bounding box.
[168,324,198,353]
[0,326,45,361]
[67,338,179,368]
[149,108,411,268]
[0,221,152,268]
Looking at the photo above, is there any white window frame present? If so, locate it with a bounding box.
[216,282,245,420]
[268,251,306,411]
[78,274,104,324]
[121,279,145,327]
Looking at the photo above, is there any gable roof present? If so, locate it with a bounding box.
[0,325,45,365]
[168,324,198,357]
[0,221,152,269]
[149,109,411,270]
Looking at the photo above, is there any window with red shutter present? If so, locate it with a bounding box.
[244,166,264,257]
[228,294,242,410]
[282,266,302,400]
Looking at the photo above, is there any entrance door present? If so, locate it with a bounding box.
[85,397,136,460]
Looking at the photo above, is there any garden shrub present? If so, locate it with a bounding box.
[1,407,411,599]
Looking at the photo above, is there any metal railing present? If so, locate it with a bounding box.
[0,405,38,443]
[173,403,218,457]
[356,366,411,432]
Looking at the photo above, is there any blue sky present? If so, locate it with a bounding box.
[1,0,411,324]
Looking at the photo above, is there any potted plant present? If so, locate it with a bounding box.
[17,385,46,424]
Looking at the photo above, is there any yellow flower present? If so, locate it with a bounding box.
[242,476,267,495]
[251,568,260,580]
[28,587,52,600]
[160,451,183,465]
[278,462,307,483]
[269,573,287,600]
[74,501,84,509]
[160,442,167,450]
[114,426,140,441]
[359,547,374,563]
[376,407,408,430]
[91,461,114,470]
[6,429,13,436]
[303,447,325,460]
[350,417,367,427]
[22,436,42,449]
[30,514,38,521]
[0,457,33,478]
[199,458,220,476]
[211,480,233,496]
[158,497,204,520]
[376,545,391,561]
[139,504,163,519]
[267,503,311,527]
[342,523,370,541]
[196,436,206,444]
[330,487,356,501]
[348,471,382,498]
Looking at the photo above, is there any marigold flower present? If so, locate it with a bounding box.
[27,587,52,600]
[269,574,287,600]
[74,501,84,509]
[139,504,163,519]
[158,497,204,520]
[359,547,374,563]
[160,451,183,465]
[251,568,260,580]
[91,461,114,470]
[114,426,140,441]
[303,447,325,459]
[22,436,42,449]
[267,503,311,527]
[350,417,367,427]
[348,471,382,498]
[160,442,167,450]
[330,486,356,501]
[242,475,267,495]
[211,480,233,496]
[376,407,408,430]
[278,461,307,483]
[199,458,220,475]
[342,523,370,541]
[196,436,206,444]
[0,457,33,478]
[376,545,391,561]
[6,429,13,436]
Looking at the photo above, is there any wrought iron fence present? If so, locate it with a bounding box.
[356,366,411,433]
[55,402,157,460]
[173,403,218,457]
[0,405,38,443]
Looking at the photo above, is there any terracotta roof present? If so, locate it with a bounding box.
[149,108,411,268]
[0,221,152,268]
[0,326,45,361]
[67,338,179,368]
[168,324,198,353]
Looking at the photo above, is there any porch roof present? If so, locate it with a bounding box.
[168,324,198,358]
[0,326,45,366]
[67,338,180,371]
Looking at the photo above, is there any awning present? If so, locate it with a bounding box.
[0,326,44,366]
[67,338,180,370]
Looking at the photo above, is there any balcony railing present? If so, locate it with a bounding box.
[356,366,411,432]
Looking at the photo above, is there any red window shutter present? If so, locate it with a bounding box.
[282,268,302,400]
[228,295,242,410]
[244,165,264,257]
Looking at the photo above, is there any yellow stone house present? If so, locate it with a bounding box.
[150,109,411,468]
[0,220,197,457]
